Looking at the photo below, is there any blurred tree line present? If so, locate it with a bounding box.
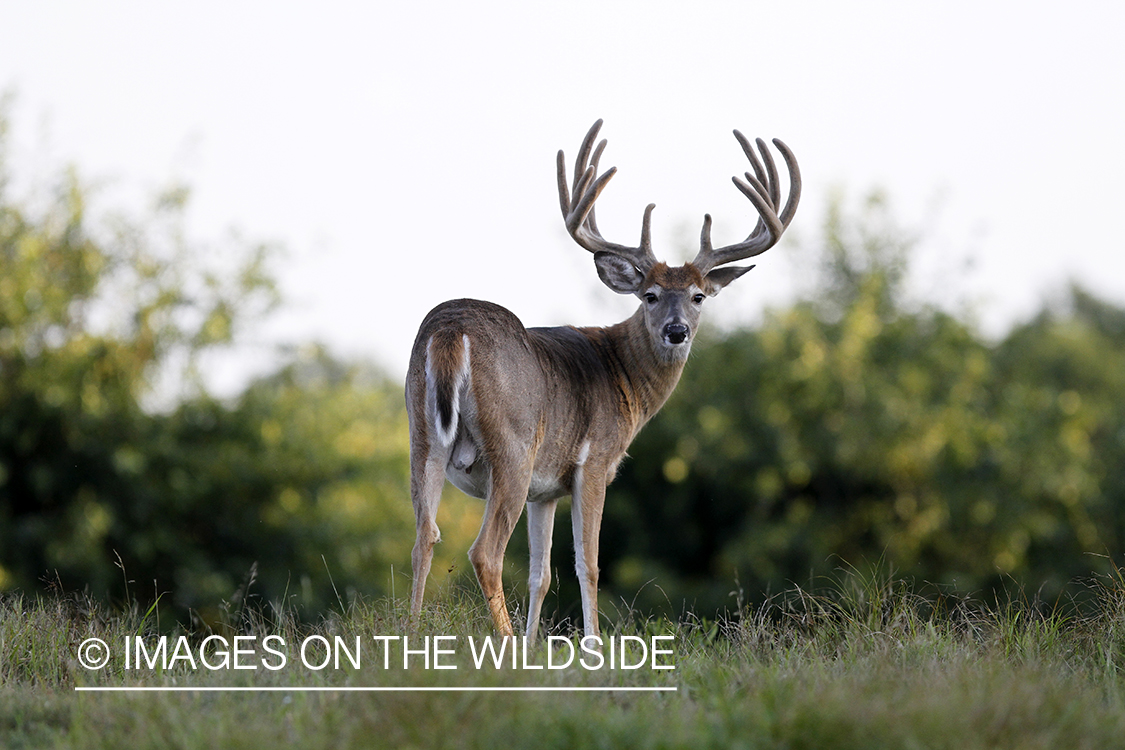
[3,107,1124,622]
[594,193,1125,616]
[0,109,425,622]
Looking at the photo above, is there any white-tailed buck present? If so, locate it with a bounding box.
[407,120,800,639]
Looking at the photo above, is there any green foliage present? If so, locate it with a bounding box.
[0,107,428,618]
[101,348,420,619]
[600,191,1125,615]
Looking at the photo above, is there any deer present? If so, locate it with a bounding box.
[406,119,800,641]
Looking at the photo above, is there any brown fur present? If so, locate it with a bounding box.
[407,295,690,639]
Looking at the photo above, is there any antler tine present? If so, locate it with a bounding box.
[733,130,774,210]
[571,120,604,197]
[773,138,802,229]
[586,137,608,237]
[758,136,781,210]
[557,120,658,273]
[692,132,801,274]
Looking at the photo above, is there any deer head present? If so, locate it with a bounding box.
[557,119,801,361]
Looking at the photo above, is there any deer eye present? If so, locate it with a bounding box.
[693,294,705,304]
[644,292,658,304]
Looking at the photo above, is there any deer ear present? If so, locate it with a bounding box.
[703,264,754,296]
[594,252,646,295]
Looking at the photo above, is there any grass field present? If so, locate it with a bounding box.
[4,570,1125,749]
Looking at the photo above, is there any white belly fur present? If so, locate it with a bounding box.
[445,461,489,499]
[445,459,568,504]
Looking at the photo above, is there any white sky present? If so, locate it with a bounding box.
[3,1,1123,386]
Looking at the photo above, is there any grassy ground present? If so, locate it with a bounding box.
[4,571,1125,749]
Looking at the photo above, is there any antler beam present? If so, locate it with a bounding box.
[557,119,658,275]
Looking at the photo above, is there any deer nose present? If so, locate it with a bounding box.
[664,323,689,345]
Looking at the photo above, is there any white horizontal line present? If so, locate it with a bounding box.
[75,685,677,693]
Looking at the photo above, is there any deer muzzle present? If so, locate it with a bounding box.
[663,323,690,345]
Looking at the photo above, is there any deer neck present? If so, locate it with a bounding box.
[602,306,688,431]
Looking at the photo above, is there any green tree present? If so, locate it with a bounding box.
[0,104,276,599]
[0,105,479,620]
[597,191,1125,615]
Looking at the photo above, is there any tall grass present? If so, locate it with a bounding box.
[3,569,1125,749]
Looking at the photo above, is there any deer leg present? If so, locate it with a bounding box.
[525,498,558,641]
[572,468,606,640]
[410,446,448,621]
[468,466,532,637]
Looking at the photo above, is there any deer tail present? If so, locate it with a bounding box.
[425,331,471,446]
